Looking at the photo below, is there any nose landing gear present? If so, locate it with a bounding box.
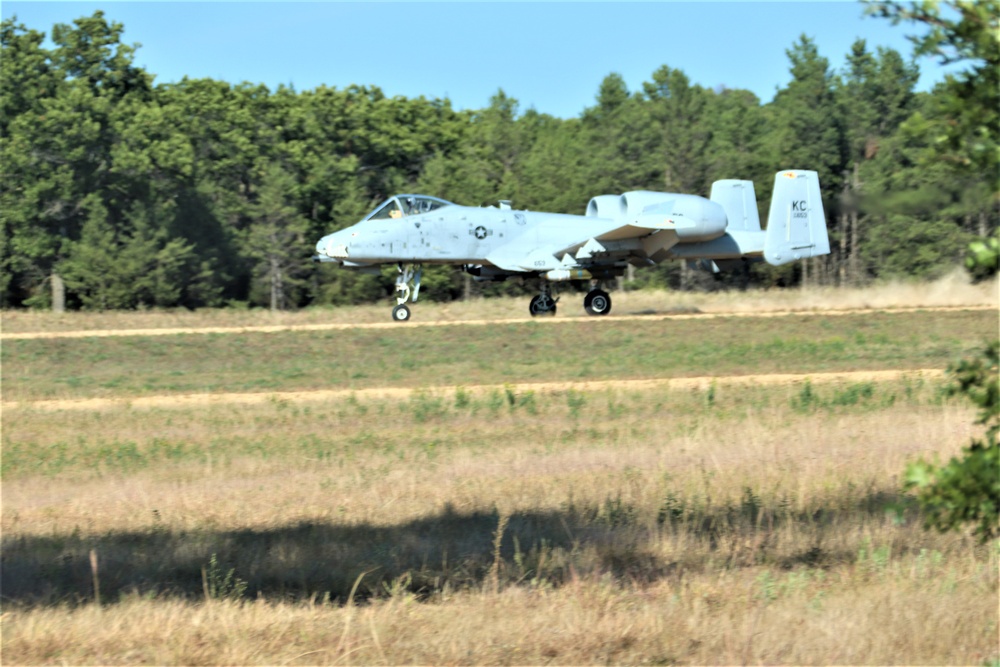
[528,281,558,317]
[392,263,421,322]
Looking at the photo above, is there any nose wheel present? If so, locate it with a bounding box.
[529,281,558,316]
[529,294,558,316]
[392,263,421,322]
[584,289,612,316]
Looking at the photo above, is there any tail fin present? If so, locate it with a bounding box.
[763,170,829,266]
[710,179,760,232]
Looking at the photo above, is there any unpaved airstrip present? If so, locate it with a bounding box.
[2,302,991,411]
[0,304,997,411]
[1,304,994,340]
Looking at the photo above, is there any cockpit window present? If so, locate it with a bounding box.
[401,196,449,215]
[368,199,403,221]
[363,195,453,222]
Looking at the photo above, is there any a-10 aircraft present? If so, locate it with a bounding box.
[314,170,830,321]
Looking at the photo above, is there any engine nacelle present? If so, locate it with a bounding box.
[628,193,728,242]
[585,194,621,219]
[587,191,728,242]
[619,191,673,219]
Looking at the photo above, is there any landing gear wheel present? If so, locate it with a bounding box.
[391,263,421,321]
[392,304,411,322]
[529,294,557,317]
[584,289,612,316]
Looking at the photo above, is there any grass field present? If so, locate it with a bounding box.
[3,309,996,403]
[2,270,995,333]
[2,282,998,665]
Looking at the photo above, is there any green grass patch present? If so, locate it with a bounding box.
[1,311,996,402]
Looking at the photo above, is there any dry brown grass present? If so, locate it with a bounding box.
[3,376,998,665]
[4,567,996,666]
[2,271,996,333]
[3,288,998,665]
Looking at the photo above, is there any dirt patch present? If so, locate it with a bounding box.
[1,306,994,340]
[3,369,943,412]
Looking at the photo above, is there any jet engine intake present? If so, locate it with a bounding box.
[585,194,622,219]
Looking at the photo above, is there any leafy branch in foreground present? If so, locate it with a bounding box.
[964,233,999,283]
[905,339,999,542]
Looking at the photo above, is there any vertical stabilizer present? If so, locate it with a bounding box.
[763,170,829,266]
[710,179,760,232]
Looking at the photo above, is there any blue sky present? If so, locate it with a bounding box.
[3,1,965,119]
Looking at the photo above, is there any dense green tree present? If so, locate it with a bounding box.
[836,40,920,284]
[867,0,999,183]
[768,36,844,192]
[702,88,768,187]
[518,116,589,214]
[864,0,997,275]
[243,162,311,310]
[643,66,712,194]
[2,8,996,311]
[0,18,55,138]
[60,196,202,309]
[765,35,845,286]
[0,12,152,309]
[579,74,659,197]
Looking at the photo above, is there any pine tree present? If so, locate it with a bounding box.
[766,35,844,286]
[243,163,310,311]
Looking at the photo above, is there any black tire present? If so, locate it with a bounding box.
[584,289,612,316]
[392,304,411,322]
[529,294,557,317]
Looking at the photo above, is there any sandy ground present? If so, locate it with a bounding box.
[3,369,943,412]
[2,272,996,336]
[1,305,995,341]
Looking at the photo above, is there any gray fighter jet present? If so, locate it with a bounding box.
[314,170,830,321]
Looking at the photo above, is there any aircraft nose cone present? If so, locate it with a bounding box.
[319,231,350,259]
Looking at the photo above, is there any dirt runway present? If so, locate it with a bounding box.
[2,305,994,341]
[3,368,944,412]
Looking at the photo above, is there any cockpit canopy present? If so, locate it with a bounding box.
[363,195,453,221]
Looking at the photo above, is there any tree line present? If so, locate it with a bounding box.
[1,2,996,311]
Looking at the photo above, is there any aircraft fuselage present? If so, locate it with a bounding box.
[318,205,612,266]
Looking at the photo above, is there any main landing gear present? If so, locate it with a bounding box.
[526,281,613,317]
[584,288,612,316]
[392,263,421,322]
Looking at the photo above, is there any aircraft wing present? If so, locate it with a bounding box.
[486,215,683,272]
[486,245,565,272]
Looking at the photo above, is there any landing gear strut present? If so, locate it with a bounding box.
[528,281,558,317]
[392,263,421,322]
[584,288,612,316]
